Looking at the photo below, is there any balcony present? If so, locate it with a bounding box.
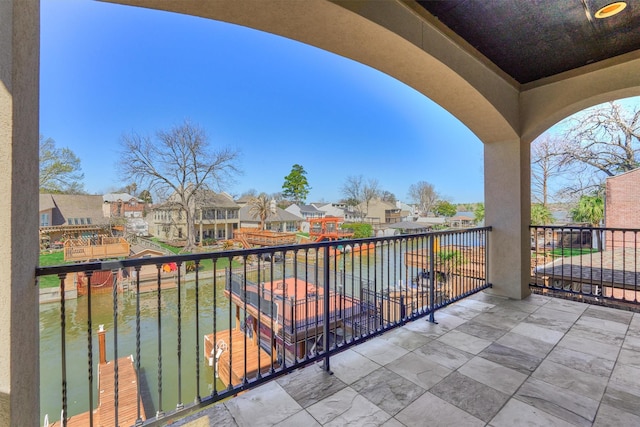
[38,228,493,426]
[173,292,640,426]
[5,2,640,425]
[36,226,640,426]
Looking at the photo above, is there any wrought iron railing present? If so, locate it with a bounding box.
[530,225,640,308]
[36,227,491,426]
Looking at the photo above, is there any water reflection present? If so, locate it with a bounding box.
[39,278,230,421]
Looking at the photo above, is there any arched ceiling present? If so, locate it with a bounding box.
[104,0,640,144]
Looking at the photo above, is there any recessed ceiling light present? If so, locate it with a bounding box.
[595,2,627,18]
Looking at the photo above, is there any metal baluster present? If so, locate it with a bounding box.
[314,250,319,357]
[59,273,68,427]
[485,228,490,289]
[349,243,355,343]
[176,261,183,410]
[281,255,287,369]
[134,266,143,426]
[269,261,275,374]
[323,245,331,372]
[85,271,94,427]
[156,264,164,419]
[243,257,248,384]
[112,269,119,427]
[371,242,376,335]
[195,259,201,403]
[214,258,219,403]
[303,249,309,361]
[227,267,233,391]
[429,234,436,323]
[635,232,639,303]
[256,256,262,378]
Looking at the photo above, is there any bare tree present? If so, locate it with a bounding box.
[555,101,640,195]
[118,120,240,249]
[341,175,380,220]
[408,181,439,216]
[381,190,397,204]
[531,134,565,205]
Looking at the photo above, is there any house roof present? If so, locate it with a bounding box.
[606,166,640,182]
[299,204,322,213]
[39,194,56,212]
[199,190,239,208]
[451,215,474,221]
[416,217,447,225]
[239,205,303,223]
[386,221,432,230]
[235,194,254,205]
[103,193,140,203]
[154,188,239,209]
[40,193,108,224]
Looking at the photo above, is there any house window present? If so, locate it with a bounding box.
[87,218,91,224]
[40,213,50,227]
[80,218,85,225]
[178,228,183,239]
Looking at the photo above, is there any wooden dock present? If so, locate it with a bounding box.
[50,328,146,427]
[97,355,145,427]
[205,329,277,388]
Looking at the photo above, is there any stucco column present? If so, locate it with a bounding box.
[484,138,531,299]
[0,0,40,425]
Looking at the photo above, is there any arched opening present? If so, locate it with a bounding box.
[39,2,494,420]
[4,1,639,425]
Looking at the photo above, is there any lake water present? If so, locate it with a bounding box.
[39,278,231,422]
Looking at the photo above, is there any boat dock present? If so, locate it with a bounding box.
[49,327,146,427]
[205,328,277,388]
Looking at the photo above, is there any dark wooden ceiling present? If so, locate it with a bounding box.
[416,0,640,84]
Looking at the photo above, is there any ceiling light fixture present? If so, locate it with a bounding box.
[594,2,627,18]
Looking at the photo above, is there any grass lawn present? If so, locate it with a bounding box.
[149,238,240,271]
[150,237,183,254]
[549,247,598,257]
[38,251,70,288]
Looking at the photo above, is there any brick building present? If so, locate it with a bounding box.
[605,168,640,249]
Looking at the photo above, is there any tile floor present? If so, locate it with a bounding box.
[173,292,640,426]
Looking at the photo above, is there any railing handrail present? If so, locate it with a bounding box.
[529,224,640,310]
[37,226,492,277]
[38,226,492,427]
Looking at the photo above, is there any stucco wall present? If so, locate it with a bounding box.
[0,1,40,425]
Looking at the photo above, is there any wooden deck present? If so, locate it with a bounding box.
[64,237,130,262]
[50,355,145,427]
[405,246,486,280]
[234,229,298,248]
[205,329,277,388]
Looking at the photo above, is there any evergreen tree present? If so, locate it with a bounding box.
[282,164,311,205]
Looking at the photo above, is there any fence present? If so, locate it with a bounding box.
[530,225,640,308]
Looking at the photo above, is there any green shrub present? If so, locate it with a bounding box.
[341,222,373,239]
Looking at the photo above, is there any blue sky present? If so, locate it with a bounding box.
[41,1,486,203]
